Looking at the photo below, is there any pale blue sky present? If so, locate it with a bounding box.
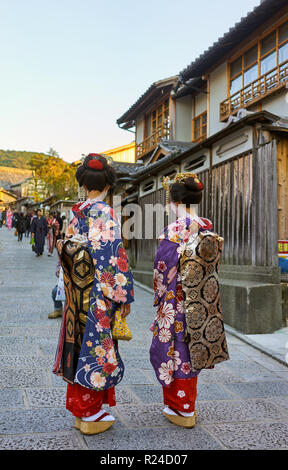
[0,0,260,162]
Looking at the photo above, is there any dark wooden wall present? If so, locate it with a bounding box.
[130,140,279,269]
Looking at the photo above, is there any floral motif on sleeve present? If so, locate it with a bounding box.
[65,216,80,238]
[87,204,134,305]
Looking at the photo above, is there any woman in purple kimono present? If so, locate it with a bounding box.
[150,172,228,428]
[53,154,134,435]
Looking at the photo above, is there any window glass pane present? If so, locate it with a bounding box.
[279,42,288,64]
[230,75,242,95]
[194,117,200,129]
[244,45,258,68]
[202,113,207,124]
[244,63,258,86]
[230,56,242,77]
[279,20,288,44]
[260,50,277,74]
[261,31,276,56]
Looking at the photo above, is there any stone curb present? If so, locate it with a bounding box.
[133,280,288,369]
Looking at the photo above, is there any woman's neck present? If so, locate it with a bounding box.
[87,190,105,200]
[185,205,197,218]
[175,203,198,218]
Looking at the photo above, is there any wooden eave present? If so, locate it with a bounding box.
[117,76,178,127]
[131,110,281,184]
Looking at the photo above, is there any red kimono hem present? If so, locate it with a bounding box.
[66,383,116,418]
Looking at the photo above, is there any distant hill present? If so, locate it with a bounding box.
[0,166,33,189]
[0,150,48,170]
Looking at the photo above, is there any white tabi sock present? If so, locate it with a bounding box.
[163,406,195,417]
[82,409,115,422]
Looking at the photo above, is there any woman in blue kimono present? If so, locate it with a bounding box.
[53,154,134,435]
[31,209,48,256]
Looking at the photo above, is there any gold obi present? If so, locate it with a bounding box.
[62,241,95,336]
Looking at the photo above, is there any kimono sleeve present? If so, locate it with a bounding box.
[87,206,134,305]
[64,216,80,239]
[153,239,180,307]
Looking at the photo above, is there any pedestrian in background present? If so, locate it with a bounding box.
[25,212,31,237]
[60,214,68,239]
[46,212,59,256]
[6,208,13,229]
[55,211,63,241]
[16,212,26,242]
[31,208,48,257]
[48,259,63,319]
[1,209,7,227]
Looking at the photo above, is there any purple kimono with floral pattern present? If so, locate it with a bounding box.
[150,216,213,387]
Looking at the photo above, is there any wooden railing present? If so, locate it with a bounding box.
[220,59,288,121]
[136,119,170,159]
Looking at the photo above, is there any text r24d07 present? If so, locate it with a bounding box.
[143,455,188,465]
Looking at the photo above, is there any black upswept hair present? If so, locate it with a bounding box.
[76,154,117,192]
[170,177,203,206]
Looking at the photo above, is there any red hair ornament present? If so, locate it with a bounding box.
[88,159,103,170]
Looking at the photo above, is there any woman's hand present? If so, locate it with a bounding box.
[120,304,131,318]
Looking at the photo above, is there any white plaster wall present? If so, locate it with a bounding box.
[194,92,207,117]
[175,95,193,142]
[209,62,228,137]
[136,116,145,144]
[261,91,288,118]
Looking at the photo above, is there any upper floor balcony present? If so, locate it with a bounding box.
[220,58,288,122]
[136,118,170,159]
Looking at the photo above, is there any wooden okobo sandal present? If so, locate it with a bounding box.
[74,417,81,430]
[163,407,197,428]
[79,411,115,435]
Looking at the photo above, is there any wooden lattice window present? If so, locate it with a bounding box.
[150,99,169,135]
[229,17,288,95]
[192,112,207,142]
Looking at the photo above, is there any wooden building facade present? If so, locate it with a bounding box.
[117,0,288,334]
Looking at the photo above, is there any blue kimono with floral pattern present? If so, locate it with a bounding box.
[54,199,134,391]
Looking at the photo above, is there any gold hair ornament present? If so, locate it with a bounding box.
[162,173,202,213]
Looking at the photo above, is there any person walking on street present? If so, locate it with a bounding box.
[16,212,26,242]
[31,209,48,256]
[60,214,68,239]
[150,172,229,429]
[53,154,134,436]
[48,259,63,319]
[6,208,13,229]
[55,211,63,241]
[25,213,31,237]
[1,209,7,228]
[46,212,59,256]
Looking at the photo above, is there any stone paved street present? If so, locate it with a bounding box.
[1,227,288,450]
